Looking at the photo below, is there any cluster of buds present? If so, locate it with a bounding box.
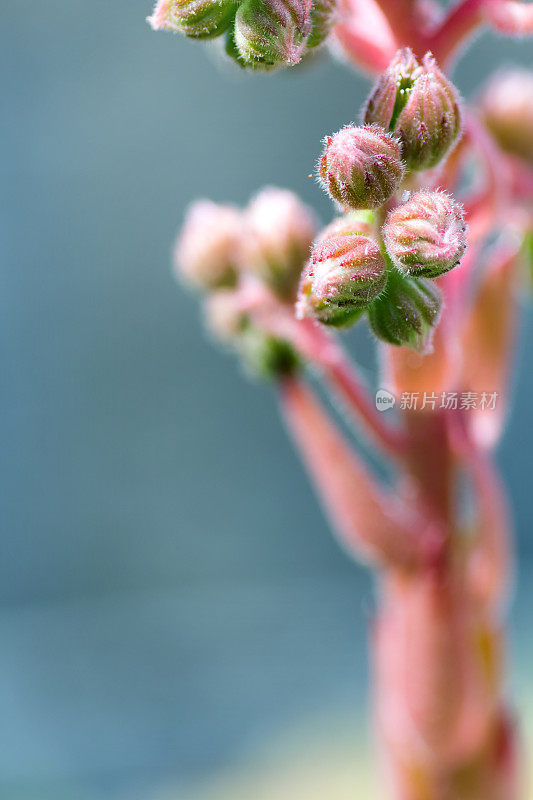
[147,0,336,69]
[297,50,466,348]
[297,190,465,349]
[175,187,316,376]
[175,49,467,355]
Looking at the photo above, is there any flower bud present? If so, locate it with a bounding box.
[383,191,467,278]
[234,0,313,69]
[147,0,237,38]
[204,289,247,343]
[367,270,442,350]
[239,327,300,378]
[364,49,462,171]
[307,0,337,48]
[242,187,317,300]
[174,200,243,290]
[296,223,387,326]
[318,125,404,210]
[480,69,533,163]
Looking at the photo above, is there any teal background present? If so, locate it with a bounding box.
[1,3,532,798]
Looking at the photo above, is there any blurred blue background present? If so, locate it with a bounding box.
[1,3,532,798]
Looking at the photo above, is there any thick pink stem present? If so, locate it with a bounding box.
[279,376,433,569]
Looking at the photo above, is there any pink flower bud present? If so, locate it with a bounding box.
[241,187,317,300]
[296,222,387,326]
[174,200,243,290]
[480,69,533,164]
[364,49,462,171]
[318,125,404,210]
[233,0,313,69]
[147,0,237,38]
[383,191,467,278]
[204,289,247,343]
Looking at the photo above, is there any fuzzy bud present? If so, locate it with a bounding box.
[242,187,317,300]
[234,0,313,69]
[175,200,243,290]
[147,0,237,38]
[364,49,462,171]
[296,221,387,326]
[318,125,404,210]
[383,191,467,278]
[480,69,533,164]
[307,0,337,48]
[367,270,442,350]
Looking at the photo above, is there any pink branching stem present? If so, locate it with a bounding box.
[235,278,407,455]
[462,113,507,245]
[279,375,433,569]
[428,0,486,66]
[485,0,533,33]
[331,0,401,71]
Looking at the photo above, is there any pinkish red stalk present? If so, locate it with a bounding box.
[153,1,533,797]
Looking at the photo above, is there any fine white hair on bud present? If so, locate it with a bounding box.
[367,270,442,350]
[234,0,314,68]
[242,187,317,300]
[148,0,238,39]
[175,200,243,290]
[364,48,462,171]
[296,218,387,326]
[318,125,404,210]
[383,191,467,278]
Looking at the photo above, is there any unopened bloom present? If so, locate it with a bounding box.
[307,0,337,48]
[480,69,533,163]
[234,0,313,69]
[147,0,237,38]
[174,200,243,290]
[204,290,299,378]
[204,289,247,342]
[364,49,462,171]
[383,191,467,278]
[242,187,317,300]
[297,220,387,326]
[367,270,442,349]
[239,327,300,378]
[318,125,404,210]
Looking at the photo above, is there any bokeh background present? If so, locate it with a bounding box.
[2,3,532,798]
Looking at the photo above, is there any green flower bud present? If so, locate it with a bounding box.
[307,0,337,48]
[318,125,404,211]
[383,191,467,278]
[364,48,462,171]
[367,270,442,350]
[234,0,313,69]
[240,327,300,378]
[296,220,387,327]
[148,0,237,39]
